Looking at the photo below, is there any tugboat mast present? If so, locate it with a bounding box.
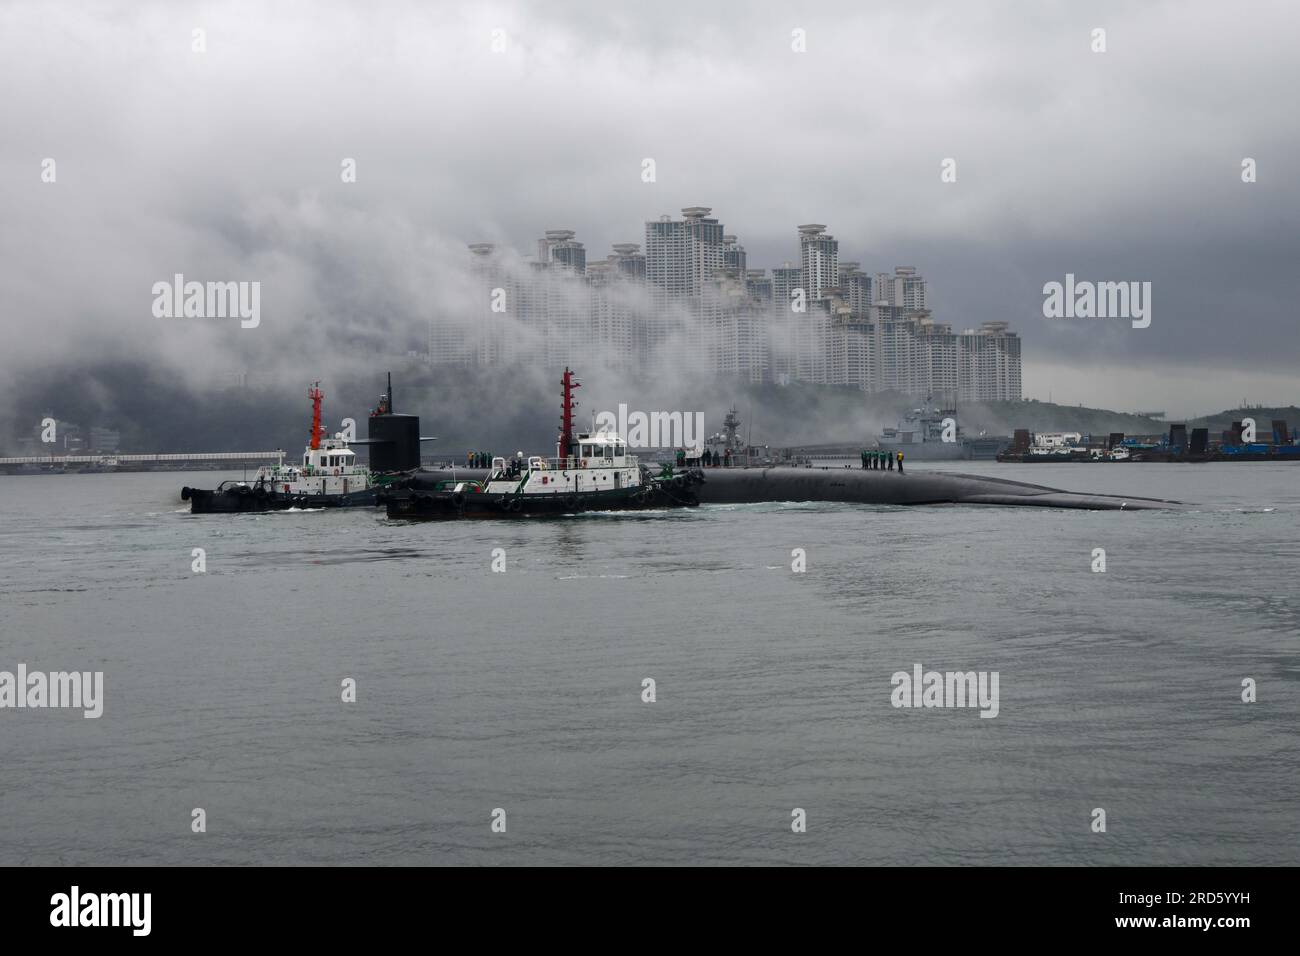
[558,367,581,460]
[308,382,324,450]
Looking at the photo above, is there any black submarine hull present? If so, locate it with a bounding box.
[407,466,1178,511]
[691,467,1177,510]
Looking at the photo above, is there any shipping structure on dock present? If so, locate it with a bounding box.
[997,416,1300,463]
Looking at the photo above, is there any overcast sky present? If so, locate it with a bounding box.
[2,0,1297,417]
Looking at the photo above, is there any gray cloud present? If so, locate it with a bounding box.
[1,0,1297,421]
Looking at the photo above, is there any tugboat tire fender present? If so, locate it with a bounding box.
[508,498,522,512]
[450,491,465,508]
[181,486,191,500]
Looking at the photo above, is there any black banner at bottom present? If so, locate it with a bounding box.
[1,866,1286,941]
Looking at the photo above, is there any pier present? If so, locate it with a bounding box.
[1,451,284,468]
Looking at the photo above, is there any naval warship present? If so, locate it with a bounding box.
[877,400,1008,461]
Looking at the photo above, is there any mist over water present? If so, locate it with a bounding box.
[2,464,1296,865]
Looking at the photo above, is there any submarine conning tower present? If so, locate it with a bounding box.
[366,372,423,472]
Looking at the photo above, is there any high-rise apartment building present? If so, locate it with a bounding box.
[745,269,773,306]
[838,261,872,315]
[645,207,726,300]
[449,213,1020,400]
[722,235,747,279]
[610,242,647,281]
[771,262,801,314]
[537,229,586,274]
[829,303,874,391]
[875,266,927,310]
[957,322,1022,402]
[798,224,839,302]
[645,207,727,355]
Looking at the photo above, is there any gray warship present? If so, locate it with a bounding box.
[877,400,1007,461]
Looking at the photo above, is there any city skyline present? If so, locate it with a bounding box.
[444,208,1021,404]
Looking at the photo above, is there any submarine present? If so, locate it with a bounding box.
[404,464,1177,511]
[394,369,1179,513]
[691,467,1175,510]
[183,369,1180,514]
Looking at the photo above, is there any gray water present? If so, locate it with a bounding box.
[1,463,1297,866]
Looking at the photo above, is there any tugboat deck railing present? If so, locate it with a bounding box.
[525,456,640,472]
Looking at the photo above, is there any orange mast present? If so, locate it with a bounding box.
[308,382,324,450]
[558,367,580,459]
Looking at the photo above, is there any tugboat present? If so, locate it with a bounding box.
[382,368,704,520]
[182,378,416,513]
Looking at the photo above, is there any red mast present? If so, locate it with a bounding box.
[558,367,580,460]
[308,381,324,450]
